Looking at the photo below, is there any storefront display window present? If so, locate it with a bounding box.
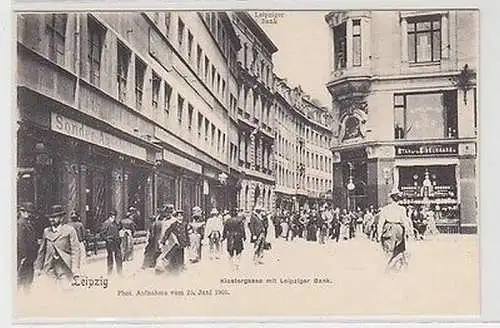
[398,165,459,226]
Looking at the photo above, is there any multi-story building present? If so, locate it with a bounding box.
[274,77,334,211]
[16,11,242,233]
[231,12,278,212]
[325,10,478,232]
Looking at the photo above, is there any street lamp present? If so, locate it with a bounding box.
[346,162,355,210]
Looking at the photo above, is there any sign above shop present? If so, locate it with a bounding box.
[51,113,147,161]
[163,149,202,175]
[395,144,458,157]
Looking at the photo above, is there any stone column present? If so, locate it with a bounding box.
[401,17,408,64]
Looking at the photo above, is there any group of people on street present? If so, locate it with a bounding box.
[141,204,276,274]
[17,202,140,292]
[18,192,446,293]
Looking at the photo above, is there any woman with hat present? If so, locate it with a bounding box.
[34,205,81,288]
[204,208,223,260]
[188,206,205,263]
[377,189,414,271]
[120,211,137,262]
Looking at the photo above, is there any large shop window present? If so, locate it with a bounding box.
[156,174,176,211]
[46,14,67,65]
[394,91,458,140]
[126,170,148,231]
[85,166,110,233]
[398,165,459,224]
[407,16,441,64]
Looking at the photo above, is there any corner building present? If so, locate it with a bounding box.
[325,10,478,233]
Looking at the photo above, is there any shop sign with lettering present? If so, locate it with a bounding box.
[51,113,147,161]
[395,144,458,157]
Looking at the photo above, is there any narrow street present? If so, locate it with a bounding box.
[23,233,477,317]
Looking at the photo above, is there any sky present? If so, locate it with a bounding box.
[252,11,332,107]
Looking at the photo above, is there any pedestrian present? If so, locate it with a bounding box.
[249,206,266,264]
[377,190,413,271]
[223,208,246,270]
[188,206,205,263]
[17,202,38,293]
[318,210,328,245]
[120,211,137,262]
[34,205,80,289]
[265,211,276,242]
[161,209,190,273]
[204,208,223,260]
[67,210,86,270]
[142,205,170,269]
[100,209,123,276]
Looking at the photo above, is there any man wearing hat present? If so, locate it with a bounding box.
[100,209,122,275]
[34,205,80,287]
[377,189,413,270]
[17,202,38,292]
[204,208,223,260]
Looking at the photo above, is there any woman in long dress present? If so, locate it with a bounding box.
[188,206,205,263]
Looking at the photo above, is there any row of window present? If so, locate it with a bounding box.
[332,14,443,70]
[239,84,273,126]
[238,135,273,171]
[277,106,332,148]
[276,166,332,192]
[241,42,273,88]
[175,16,234,108]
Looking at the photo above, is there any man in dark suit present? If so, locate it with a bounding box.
[34,205,80,288]
[17,202,38,292]
[100,209,122,275]
[223,208,246,270]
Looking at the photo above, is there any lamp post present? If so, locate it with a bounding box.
[346,162,355,211]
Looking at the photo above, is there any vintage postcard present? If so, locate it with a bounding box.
[14,9,479,320]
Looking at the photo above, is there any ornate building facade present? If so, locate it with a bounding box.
[231,12,278,212]
[325,10,478,232]
[16,12,242,232]
[274,77,334,211]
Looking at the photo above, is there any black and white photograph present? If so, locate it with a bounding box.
[14,9,479,318]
